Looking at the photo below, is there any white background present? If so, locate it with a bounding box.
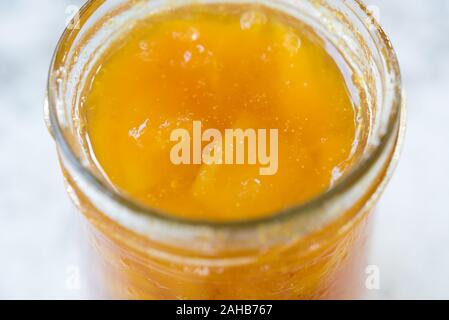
[0,0,448,299]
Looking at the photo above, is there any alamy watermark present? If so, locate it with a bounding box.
[170,121,279,176]
[66,265,81,291]
[365,264,380,291]
[65,5,81,30]
[367,5,381,24]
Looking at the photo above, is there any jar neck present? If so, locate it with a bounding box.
[47,0,403,257]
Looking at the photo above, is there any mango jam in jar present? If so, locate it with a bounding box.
[46,0,404,299]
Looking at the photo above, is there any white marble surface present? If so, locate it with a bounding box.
[0,0,448,299]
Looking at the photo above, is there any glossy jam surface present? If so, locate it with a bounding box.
[83,5,359,222]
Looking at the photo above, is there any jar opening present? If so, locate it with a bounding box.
[46,0,403,243]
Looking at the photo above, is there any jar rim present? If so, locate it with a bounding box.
[46,0,404,233]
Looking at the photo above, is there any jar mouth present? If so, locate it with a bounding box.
[46,0,403,232]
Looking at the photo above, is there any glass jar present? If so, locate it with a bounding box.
[45,0,405,299]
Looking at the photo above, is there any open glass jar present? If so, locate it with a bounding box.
[45,0,404,299]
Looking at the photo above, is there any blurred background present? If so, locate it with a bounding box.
[0,0,448,299]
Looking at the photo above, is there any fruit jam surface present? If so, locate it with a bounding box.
[83,5,360,222]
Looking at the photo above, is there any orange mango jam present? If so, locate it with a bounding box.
[83,5,360,222]
[70,4,376,300]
